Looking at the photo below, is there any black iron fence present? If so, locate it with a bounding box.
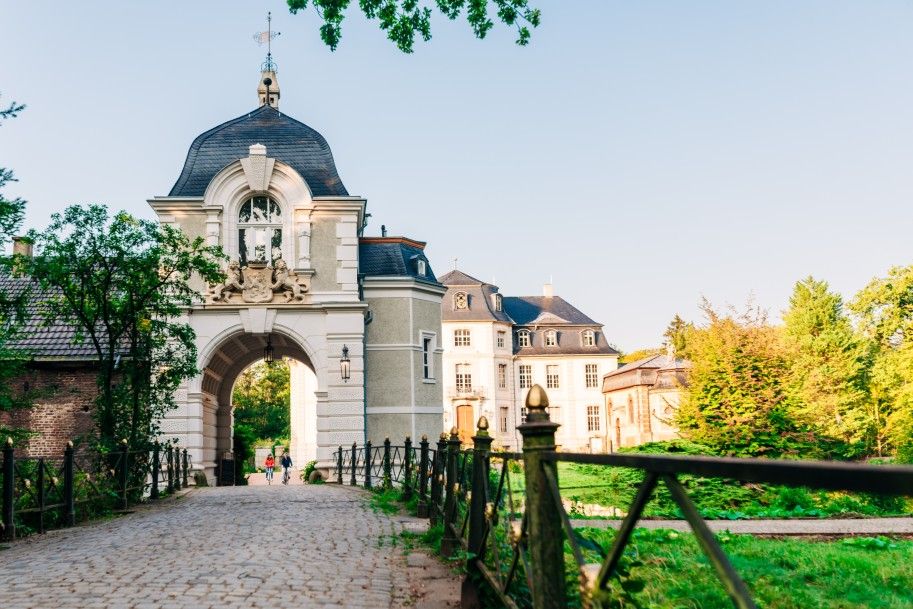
[334,385,913,609]
[1,438,192,541]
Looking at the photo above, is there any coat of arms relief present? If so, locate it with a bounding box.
[209,259,309,304]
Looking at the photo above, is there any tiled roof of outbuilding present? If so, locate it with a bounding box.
[0,276,102,360]
[168,105,348,198]
[359,237,439,283]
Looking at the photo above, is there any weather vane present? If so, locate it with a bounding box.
[254,11,281,72]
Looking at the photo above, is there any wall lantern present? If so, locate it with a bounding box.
[340,345,351,382]
[263,334,274,365]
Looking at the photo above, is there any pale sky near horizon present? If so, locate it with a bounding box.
[2,1,911,352]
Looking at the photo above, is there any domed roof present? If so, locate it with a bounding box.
[168,105,348,197]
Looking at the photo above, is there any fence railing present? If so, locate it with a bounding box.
[333,384,913,609]
[1,438,192,541]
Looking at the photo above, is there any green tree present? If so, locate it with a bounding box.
[618,347,662,365]
[677,300,808,457]
[851,265,913,461]
[782,277,871,456]
[663,313,693,354]
[0,94,31,440]
[232,359,291,442]
[287,0,540,53]
[28,205,224,451]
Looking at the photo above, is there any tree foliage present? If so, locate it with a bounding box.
[232,359,291,442]
[27,205,224,451]
[676,300,810,458]
[851,265,913,461]
[287,0,541,53]
[663,313,693,354]
[782,277,871,456]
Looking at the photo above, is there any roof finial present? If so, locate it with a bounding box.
[255,12,282,108]
[452,257,458,271]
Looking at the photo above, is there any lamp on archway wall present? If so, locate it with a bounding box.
[340,345,351,382]
[263,334,274,365]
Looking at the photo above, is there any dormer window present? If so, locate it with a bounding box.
[545,330,558,347]
[238,196,282,265]
[492,293,503,312]
[454,291,468,310]
[517,330,531,348]
[416,259,427,276]
[583,330,596,347]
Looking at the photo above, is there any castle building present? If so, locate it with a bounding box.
[438,270,619,452]
[145,67,445,480]
[601,353,689,450]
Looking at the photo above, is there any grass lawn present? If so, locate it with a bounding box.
[575,527,913,609]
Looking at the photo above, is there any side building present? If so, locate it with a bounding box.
[439,270,619,452]
[601,353,689,450]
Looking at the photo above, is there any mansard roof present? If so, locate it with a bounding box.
[359,237,439,283]
[438,270,512,323]
[502,296,599,326]
[168,105,348,198]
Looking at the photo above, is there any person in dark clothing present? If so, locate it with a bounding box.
[280,451,293,484]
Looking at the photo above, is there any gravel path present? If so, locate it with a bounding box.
[0,484,459,609]
[571,516,913,535]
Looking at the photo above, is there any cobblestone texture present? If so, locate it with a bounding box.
[0,484,458,609]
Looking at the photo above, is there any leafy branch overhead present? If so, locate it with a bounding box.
[287,0,541,53]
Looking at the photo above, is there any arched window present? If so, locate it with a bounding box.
[517,330,531,348]
[583,330,596,347]
[545,330,558,347]
[453,291,468,310]
[238,196,282,265]
[491,293,503,312]
[627,395,635,424]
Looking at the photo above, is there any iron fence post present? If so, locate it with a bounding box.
[337,446,344,484]
[166,446,174,493]
[383,437,392,490]
[63,441,75,527]
[403,436,413,500]
[173,445,181,491]
[119,439,129,510]
[37,458,46,534]
[440,427,461,558]
[350,442,357,486]
[364,440,373,489]
[417,435,429,517]
[518,385,567,609]
[430,433,447,525]
[151,443,160,500]
[2,438,14,541]
[462,417,493,608]
[182,449,189,487]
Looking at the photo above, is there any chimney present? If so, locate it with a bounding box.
[543,283,553,298]
[11,236,32,276]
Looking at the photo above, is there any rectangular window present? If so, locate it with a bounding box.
[455,364,472,393]
[520,406,528,423]
[454,329,471,347]
[545,331,557,347]
[500,407,509,433]
[497,331,506,349]
[546,365,560,389]
[497,363,507,389]
[422,336,433,379]
[587,405,601,432]
[518,364,532,389]
[585,363,599,388]
[518,331,531,347]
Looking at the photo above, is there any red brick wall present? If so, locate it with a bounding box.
[0,363,98,457]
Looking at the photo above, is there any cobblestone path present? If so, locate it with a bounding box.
[0,485,456,609]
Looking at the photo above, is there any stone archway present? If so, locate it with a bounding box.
[199,331,318,478]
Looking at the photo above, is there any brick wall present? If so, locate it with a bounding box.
[0,363,98,457]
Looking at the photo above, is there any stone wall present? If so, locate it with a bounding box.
[0,363,98,456]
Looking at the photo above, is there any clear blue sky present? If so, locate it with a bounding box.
[2,1,911,352]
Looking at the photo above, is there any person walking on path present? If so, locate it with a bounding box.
[264,454,275,485]
[280,451,293,485]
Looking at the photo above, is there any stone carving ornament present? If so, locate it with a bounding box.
[209,259,308,304]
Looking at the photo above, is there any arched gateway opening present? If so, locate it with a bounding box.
[198,330,318,480]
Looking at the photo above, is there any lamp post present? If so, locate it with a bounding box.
[263,334,274,365]
[340,345,351,382]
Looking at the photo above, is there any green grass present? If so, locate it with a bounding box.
[574,528,913,609]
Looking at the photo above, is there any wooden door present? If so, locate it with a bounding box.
[456,404,474,444]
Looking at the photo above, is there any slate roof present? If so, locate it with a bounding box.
[603,354,690,379]
[168,105,348,198]
[503,296,599,326]
[438,270,512,323]
[359,237,440,283]
[0,276,102,360]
